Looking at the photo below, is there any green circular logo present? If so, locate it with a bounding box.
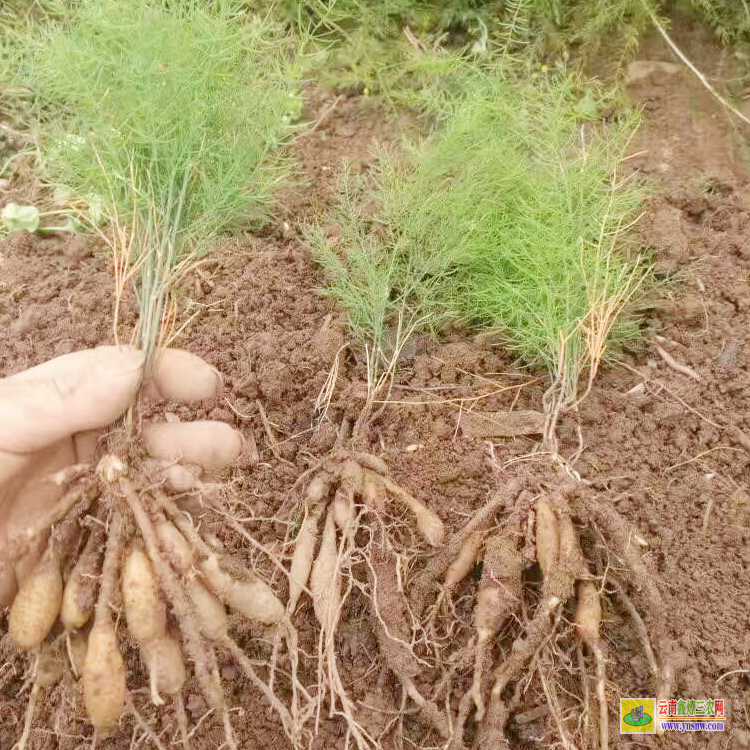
[623,711,653,727]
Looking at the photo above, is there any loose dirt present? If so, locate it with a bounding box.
[1,18,750,750]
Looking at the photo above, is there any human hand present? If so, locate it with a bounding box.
[0,346,244,605]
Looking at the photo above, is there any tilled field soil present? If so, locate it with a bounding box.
[1,21,749,750]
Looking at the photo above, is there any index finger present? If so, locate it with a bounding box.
[0,347,144,453]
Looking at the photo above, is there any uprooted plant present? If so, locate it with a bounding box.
[313,70,649,454]
[2,0,314,746]
[407,479,674,750]
[281,458,674,748]
[302,70,666,748]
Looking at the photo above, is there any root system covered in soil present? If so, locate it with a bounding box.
[3,17,750,750]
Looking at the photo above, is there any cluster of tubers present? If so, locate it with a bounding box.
[4,459,291,750]
[2,450,671,750]
[413,483,672,750]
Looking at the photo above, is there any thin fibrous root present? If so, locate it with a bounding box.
[173,694,191,750]
[223,638,296,741]
[476,596,561,749]
[539,665,576,750]
[655,344,701,382]
[128,697,168,750]
[65,632,79,679]
[121,480,238,750]
[16,656,40,750]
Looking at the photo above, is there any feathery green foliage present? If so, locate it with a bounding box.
[9,0,307,368]
[313,72,647,403]
[257,0,750,102]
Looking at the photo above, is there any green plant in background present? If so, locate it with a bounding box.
[240,0,507,103]
[681,0,750,44]
[312,71,649,440]
[252,0,750,104]
[9,0,308,371]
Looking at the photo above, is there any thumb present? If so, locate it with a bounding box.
[0,347,145,454]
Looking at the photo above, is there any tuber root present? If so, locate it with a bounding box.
[142,635,186,702]
[310,505,340,633]
[61,524,105,632]
[444,530,485,593]
[288,503,324,614]
[200,555,284,625]
[83,622,127,735]
[122,547,167,643]
[471,532,523,720]
[9,556,63,651]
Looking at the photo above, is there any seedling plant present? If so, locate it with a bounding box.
[2,1,316,747]
[304,69,671,749]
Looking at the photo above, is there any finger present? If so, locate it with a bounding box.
[150,349,221,404]
[143,421,244,470]
[0,347,144,453]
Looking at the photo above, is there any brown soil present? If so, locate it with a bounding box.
[2,20,750,750]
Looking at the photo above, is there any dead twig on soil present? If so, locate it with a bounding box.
[639,0,750,128]
[616,360,722,429]
[654,344,701,382]
[256,399,293,465]
[297,96,343,138]
[664,446,737,473]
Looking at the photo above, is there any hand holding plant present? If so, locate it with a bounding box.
[3,1,311,745]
